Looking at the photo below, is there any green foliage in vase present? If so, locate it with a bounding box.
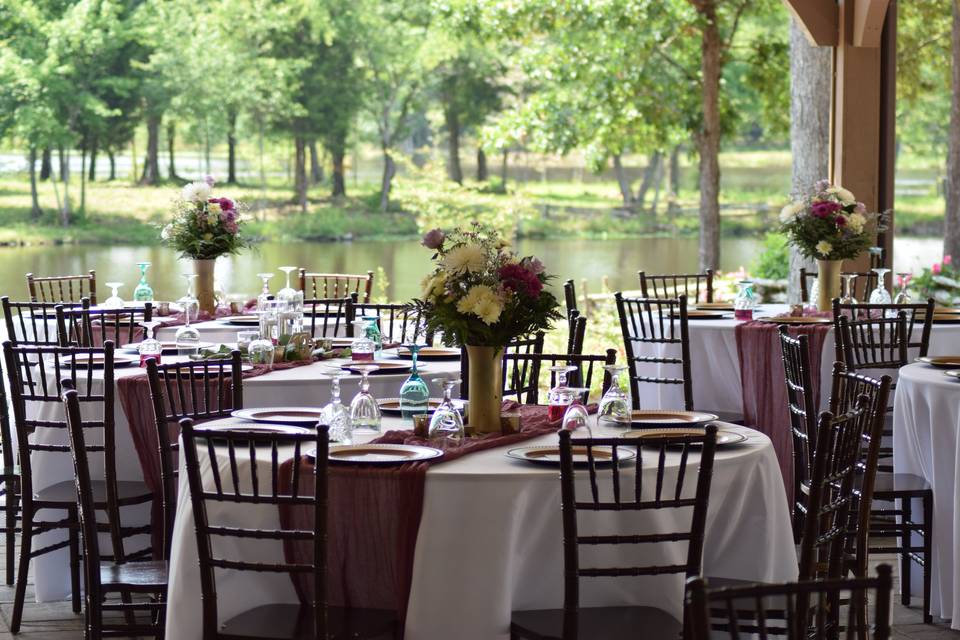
[160,179,251,260]
[779,183,883,261]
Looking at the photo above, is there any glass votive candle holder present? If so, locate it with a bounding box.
[237,330,259,356]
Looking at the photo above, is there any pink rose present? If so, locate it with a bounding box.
[933,263,942,275]
[422,228,445,250]
[944,255,953,266]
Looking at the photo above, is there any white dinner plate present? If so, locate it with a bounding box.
[231,407,326,426]
[225,316,261,326]
[64,353,139,368]
[326,444,442,464]
[629,410,718,428]
[122,341,215,354]
[621,427,748,447]
[944,370,960,381]
[395,347,461,361]
[506,445,637,466]
[202,422,311,435]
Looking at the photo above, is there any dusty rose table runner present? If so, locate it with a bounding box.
[734,314,831,504]
[277,402,592,632]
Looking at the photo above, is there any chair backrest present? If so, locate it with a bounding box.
[346,300,432,345]
[299,268,374,303]
[615,293,693,411]
[563,279,578,315]
[0,356,13,472]
[833,298,934,368]
[146,351,244,560]
[566,310,586,356]
[301,297,352,340]
[4,341,131,560]
[558,425,718,638]
[2,297,83,346]
[56,299,153,348]
[685,564,893,640]
[27,270,97,305]
[799,269,878,303]
[181,420,327,640]
[458,333,544,400]
[798,399,873,582]
[638,270,713,303]
[777,327,819,543]
[503,349,616,405]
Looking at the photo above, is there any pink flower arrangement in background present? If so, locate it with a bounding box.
[160,177,249,260]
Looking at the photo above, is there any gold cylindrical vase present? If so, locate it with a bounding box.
[465,344,504,435]
[815,258,843,312]
[194,259,217,315]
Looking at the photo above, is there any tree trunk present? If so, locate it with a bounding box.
[88,138,97,182]
[60,147,71,226]
[696,2,722,271]
[380,150,396,213]
[500,150,508,189]
[294,135,308,213]
[445,108,463,184]
[668,145,682,216]
[107,149,116,181]
[204,123,211,176]
[227,111,238,184]
[80,145,87,216]
[58,146,68,181]
[332,146,347,197]
[167,121,178,181]
[636,150,663,210]
[946,0,960,260]
[258,117,267,220]
[650,156,666,215]
[40,147,52,181]
[477,148,488,182]
[140,114,161,185]
[308,140,322,185]
[612,154,635,206]
[787,18,833,302]
[28,148,42,219]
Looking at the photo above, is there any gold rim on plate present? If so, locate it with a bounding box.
[755,316,832,325]
[231,407,326,425]
[671,311,728,320]
[506,445,637,465]
[396,347,461,360]
[377,398,458,414]
[629,410,719,426]
[226,316,260,325]
[916,356,960,368]
[621,427,748,447]
[67,353,138,367]
[695,303,736,311]
[327,444,443,464]
[944,370,960,380]
[342,362,412,375]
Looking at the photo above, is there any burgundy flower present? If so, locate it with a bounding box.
[224,219,239,234]
[811,201,841,219]
[835,215,847,227]
[499,263,543,297]
[219,197,235,211]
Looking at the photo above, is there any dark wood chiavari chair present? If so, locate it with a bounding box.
[638,269,714,303]
[778,327,819,543]
[55,298,154,348]
[346,300,433,345]
[180,420,398,639]
[26,270,97,305]
[566,310,586,356]
[799,269,879,304]
[459,333,545,400]
[2,297,83,346]
[300,297,352,340]
[2,341,153,633]
[685,564,894,640]
[0,355,19,586]
[510,425,719,640]
[830,362,933,623]
[563,279,578,318]
[62,383,168,639]
[146,351,244,560]
[298,269,374,303]
[502,349,617,405]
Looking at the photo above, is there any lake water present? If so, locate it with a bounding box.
[1,236,945,303]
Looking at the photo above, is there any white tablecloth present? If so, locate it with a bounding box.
[164,421,797,640]
[894,362,960,627]
[22,352,460,601]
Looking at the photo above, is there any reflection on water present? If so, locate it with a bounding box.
[0,236,943,303]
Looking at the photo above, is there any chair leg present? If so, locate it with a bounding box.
[5,489,19,585]
[68,508,81,614]
[901,498,912,607]
[923,491,933,625]
[10,516,33,634]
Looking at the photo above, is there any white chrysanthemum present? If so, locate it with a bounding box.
[836,187,856,204]
[473,296,503,325]
[160,224,172,240]
[182,181,213,203]
[779,201,804,223]
[815,240,833,257]
[456,284,503,325]
[420,272,446,299]
[847,213,867,233]
[443,243,486,274]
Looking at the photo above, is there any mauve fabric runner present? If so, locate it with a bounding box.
[116,358,315,556]
[734,313,831,504]
[277,402,595,632]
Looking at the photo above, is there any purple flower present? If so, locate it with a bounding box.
[524,257,546,274]
[811,201,841,219]
[855,202,867,214]
[224,219,239,234]
[422,228,445,249]
[814,179,830,192]
[204,175,216,187]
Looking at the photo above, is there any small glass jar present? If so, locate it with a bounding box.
[350,320,375,362]
[363,315,383,358]
[236,330,259,357]
[733,280,757,321]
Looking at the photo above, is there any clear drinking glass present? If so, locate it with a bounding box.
[103,282,125,309]
[322,371,352,444]
[175,275,201,354]
[840,274,858,305]
[598,364,632,427]
[349,364,382,434]
[428,378,464,449]
[561,388,592,435]
[894,273,913,305]
[869,268,892,305]
[256,273,274,311]
[138,320,163,367]
[350,319,375,362]
[547,365,577,422]
[177,273,200,319]
[133,262,154,302]
[399,344,430,421]
[277,266,303,312]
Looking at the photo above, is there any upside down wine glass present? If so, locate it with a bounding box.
[399,344,430,421]
[428,378,464,448]
[256,272,274,311]
[349,364,381,434]
[133,262,154,302]
[840,274,859,305]
[277,266,303,312]
[894,273,913,305]
[869,267,892,305]
[547,365,577,422]
[598,364,632,427]
[103,282,125,309]
[138,320,163,367]
[322,371,352,444]
[175,274,200,354]
[561,388,592,436]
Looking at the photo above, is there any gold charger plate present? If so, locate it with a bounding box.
[203,422,311,435]
[916,356,960,368]
[629,410,718,427]
[671,310,728,320]
[934,307,960,315]
[506,445,637,466]
[695,302,736,311]
[377,398,466,415]
[621,427,748,447]
[341,361,412,375]
[755,316,832,325]
[396,347,461,361]
[231,407,326,426]
[327,444,443,464]
[66,353,138,368]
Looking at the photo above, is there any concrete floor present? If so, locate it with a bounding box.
[0,548,954,638]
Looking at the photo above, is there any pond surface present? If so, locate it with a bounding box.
[1,236,944,303]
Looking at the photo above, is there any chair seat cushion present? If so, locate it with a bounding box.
[219,603,397,639]
[34,479,152,506]
[511,606,682,640]
[100,560,167,592]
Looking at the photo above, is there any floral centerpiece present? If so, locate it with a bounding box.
[415,223,562,433]
[160,176,249,314]
[779,180,881,310]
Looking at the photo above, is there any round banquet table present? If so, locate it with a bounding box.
[636,303,960,414]
[164,419,797,640]
[20,350,460,602]
[893,362,960,626]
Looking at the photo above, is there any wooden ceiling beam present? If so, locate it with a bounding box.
[853,0,891,47]
[781,0,839,46]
